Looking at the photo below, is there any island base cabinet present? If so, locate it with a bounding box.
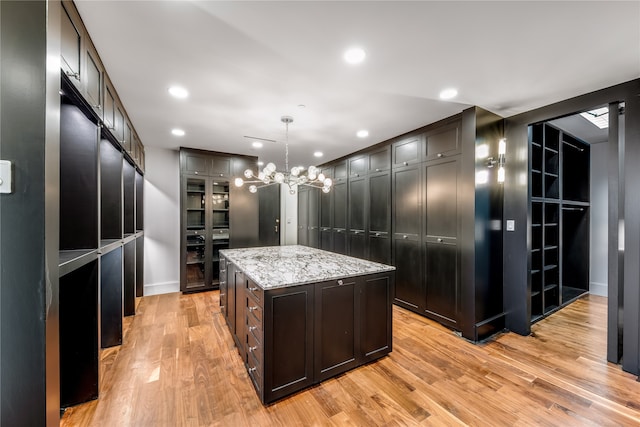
[263,285,315,403]
[236,271,393,404]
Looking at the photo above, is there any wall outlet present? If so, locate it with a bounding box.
[0,160,12,194]
[506,220,515,231]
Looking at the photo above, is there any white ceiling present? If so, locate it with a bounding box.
[74,1,640,170]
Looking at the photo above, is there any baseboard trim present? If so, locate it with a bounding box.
[144,281,180,296]
[590,281,607,297]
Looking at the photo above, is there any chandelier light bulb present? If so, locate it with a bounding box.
[318,173,325,182]
[291,167,300,176]
[324,178,332,187]
[234,177,244,187]
[249,185,257,193]
[244,169,253,178]
[274,172,285,183]
[322,187,330,193]
[258,171,265,180]
[266,163,277,173]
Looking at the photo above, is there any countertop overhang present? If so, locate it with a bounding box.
[220,245,395,290]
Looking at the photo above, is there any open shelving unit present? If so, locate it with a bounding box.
[528,122,590,323]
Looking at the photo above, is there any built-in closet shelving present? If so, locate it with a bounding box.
[529,123,590,322]
[58,0,146,409]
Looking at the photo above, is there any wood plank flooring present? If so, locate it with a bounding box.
[61,293,640,426]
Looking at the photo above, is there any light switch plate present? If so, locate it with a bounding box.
[0,160,12,194]
[506,220,515,231]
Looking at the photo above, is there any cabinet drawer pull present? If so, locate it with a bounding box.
[403,235,408,239]
[403,161,408,166]
[248,367,257,373]
[249,346,257,352]
[437,153,444,158]
[375,233,381,237]
[249,326,257,331]
[194,171,198,175]
[248,306,258,312]
[337,279,344,285]
[249,287,258,292]
[220,293,225,298]
[376,168,381,172]
[437,238,443,243]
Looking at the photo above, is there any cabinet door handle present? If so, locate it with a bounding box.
[275,225,278,233]
[403,161,408,166]
[437,238,443,243]
[437,153,444,158]
[376,168,381,172]
[375,233,381,237]
[194,171,198,175]
[403,235,408,239]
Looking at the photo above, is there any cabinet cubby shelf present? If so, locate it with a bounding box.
[186,260,205,265]
[531,142,541,148]
[545,172,558,178]
[531,269,541,274]
[544,284,558,291]
[532,169,542,174]
[544,245,558,250]
[187,208,205,211]
[545,223,558,227]
[213,209,229,212]
[543,264,558,271]
[544,147,558,154]
[531,290,541,297]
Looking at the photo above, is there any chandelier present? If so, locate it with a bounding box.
[234,115,333,195]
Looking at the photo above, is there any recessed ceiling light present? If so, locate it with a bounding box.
[356,130,369,138]
[171,128,185,136]
[257,161,264,166]
[344,47,366,65]
[252,141,263,148]
[439,88,458,100]
[314,151,324,158]
[168,86,188,99]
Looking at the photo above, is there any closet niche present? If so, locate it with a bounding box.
[528,122,591,322]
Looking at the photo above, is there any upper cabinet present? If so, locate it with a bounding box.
[60,0,145,172]
[424,119,461,161]
[61,1,82,86]
[392,134,423,167]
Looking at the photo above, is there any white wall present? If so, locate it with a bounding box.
[590,141,608,296]
[143,147,181,295]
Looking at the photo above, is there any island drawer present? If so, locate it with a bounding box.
[247,350,262,396]
[247,329,263,367]
[246,278,263,305]
[247,298,263,324]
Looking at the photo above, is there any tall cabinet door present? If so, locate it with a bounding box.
[298,187,309,246]
[308,188,320,248]
[368,171,391,265]
[348,176,367,259]
[320,186,333,251]
[423,157,460,327]
[392,164,422,310]
[182,175,208,291]
[332,180,348,255]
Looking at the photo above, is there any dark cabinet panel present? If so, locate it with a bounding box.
[333,229,348,255]
[211,155,231,177]
[368,234,391,265]
[135,236,144,297]
[264,285,315,403]
[349,177,366,231]
[135,171,144,231]
[369,146,391,173]
[123,161,135,235]
[298,188,309,246]
[393,237,422,310]
[349,155,368,177]
[348,232,366,259]
[103,76,116,131]
[258,184,281,246]
[308,188,320,248]
[424,120,461,161]
[333,160,348,181]
[320,229,333,251]
[320,188,332,229]
[61,2,82,85]
[392,134,423,167]
[85,40,103,118]
[315,279,358,381]
[392,166,421,235]
[425,158,459,238]
[369,172,390,233]
[182,152,209,176]
[333,181,348,230]
[424,239,458,326]
[361,274,392,362]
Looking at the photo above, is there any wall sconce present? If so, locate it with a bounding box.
[486,138,506,183]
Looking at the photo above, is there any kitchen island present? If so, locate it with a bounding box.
[219,245,395,404]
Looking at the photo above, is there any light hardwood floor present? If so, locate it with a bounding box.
[61,292,640,426]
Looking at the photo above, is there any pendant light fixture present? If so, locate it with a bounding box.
[234,115,333,195]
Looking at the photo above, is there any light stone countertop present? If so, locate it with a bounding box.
[219,245,395,290]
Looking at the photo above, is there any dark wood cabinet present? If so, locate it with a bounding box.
[348,176,366,258]
[333,180,348,254]
[424,119,461,161]
[179,149,258,292]
[369,146,391,173]
[61,1,82,87]
[84,39,103,118]
[368,170,391,264]
[223,252,393,404]
[308,188,320,248]
[315,278,358,381]
[298,187,309,246]
[349,154,368,178]
[392,134,423,167]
